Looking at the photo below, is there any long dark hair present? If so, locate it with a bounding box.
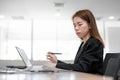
[72,9,104,48]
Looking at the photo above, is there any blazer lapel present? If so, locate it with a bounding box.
[74,42,84,63]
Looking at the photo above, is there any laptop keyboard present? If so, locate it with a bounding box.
[7,66,26,69]
[0,67,16,73]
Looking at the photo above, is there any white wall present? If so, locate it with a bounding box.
[105,21,120,53]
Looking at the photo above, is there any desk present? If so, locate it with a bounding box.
[0,71,113,80]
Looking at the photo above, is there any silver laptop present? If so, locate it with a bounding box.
[15,46,61,72]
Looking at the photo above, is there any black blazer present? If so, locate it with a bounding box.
[56,36,104,75]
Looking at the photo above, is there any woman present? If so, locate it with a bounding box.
[46,9,104,75]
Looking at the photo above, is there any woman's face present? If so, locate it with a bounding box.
[73,16,90,40]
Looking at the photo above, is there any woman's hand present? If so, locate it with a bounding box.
[46,52,58,65]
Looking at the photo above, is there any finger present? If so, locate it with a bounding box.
[47,54,55,59]
[47,57,52,61]
[47,54,53,59]
[48,52,55,55]
[47,57,54,63]
[47,55,53,61]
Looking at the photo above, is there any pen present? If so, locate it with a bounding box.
[50,53,62,55]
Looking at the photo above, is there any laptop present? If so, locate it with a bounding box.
[15,46,62,72]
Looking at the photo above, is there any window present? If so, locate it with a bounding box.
[0,19,31,60]
[0,18,105,61]
[33,18,80,60]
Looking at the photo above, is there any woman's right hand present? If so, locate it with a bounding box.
[46,52,57,64]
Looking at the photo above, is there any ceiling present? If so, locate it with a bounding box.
[0,0,120,20]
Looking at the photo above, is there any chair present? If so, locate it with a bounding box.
[103,53,120,74]
[104,58,120,80]
[103,53,120,80]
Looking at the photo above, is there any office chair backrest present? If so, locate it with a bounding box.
[104,58,120,80]
[103,53,120,74]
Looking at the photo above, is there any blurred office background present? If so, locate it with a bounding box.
[0,0,120,64]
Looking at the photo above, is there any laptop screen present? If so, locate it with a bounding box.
[15,47,32,67]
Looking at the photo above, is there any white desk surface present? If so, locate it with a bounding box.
[0,71,113,80]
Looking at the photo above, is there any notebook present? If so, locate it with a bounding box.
[15,46,61,72]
